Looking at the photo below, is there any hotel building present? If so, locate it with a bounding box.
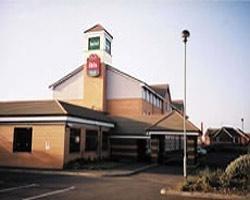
[0,24,200,169]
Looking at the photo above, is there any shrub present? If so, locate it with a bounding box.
[181,154,250,193]
[181,168,223,192]
[222,154,250,189]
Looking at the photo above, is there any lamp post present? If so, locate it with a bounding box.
[241,118,244,131]
[182,30,190,178]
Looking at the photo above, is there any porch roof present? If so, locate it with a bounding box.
[146,111,201,134]
[0,100,114,128]
[110,111,200,137]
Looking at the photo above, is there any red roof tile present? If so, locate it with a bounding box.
[84,24,113,39]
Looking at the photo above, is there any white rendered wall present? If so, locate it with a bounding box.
[53,71,84,100]
[106,69,142,99]
[83,31,112,65]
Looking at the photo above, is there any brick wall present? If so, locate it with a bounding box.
[0,124,65,169]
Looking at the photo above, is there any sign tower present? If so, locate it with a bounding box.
[82,24,113,111]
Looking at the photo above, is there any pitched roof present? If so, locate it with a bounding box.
[110,115,163,136]
[49,64,167,101]
[150,84,169,98]
[0,100,113,123]
[84,24,113,39]
[49,65,83,89]
[171,99,184,113]
[205,127,250,141]
[205,128,218,137]
[236,128,250,139]
[147,111,200,133]
[58,101,113,123]
[0,100,64,116]
[110,111,200,136]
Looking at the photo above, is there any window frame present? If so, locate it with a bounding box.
[13,127,32,153]
[105,38,111,54]
[88,36,100,50]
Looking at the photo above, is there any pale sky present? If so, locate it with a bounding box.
[0,0,249,132]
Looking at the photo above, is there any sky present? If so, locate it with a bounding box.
[0,0,250,132]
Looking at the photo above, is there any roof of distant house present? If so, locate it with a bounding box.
[205,128,218,137]
[205,127,249,141]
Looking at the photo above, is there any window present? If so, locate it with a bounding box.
[157,99,160,108]
[154,96,157,106]
[145,90,148,102]
[146,90,150,102]
[160,100,163,110]
[85,130,98,151]
[88,37,100,50]
[13,128,32,152]
[102,132,109,151]
[105,38,111,54]
[142,88,146,100]
[69,128,81,153]
[166,102,170,112]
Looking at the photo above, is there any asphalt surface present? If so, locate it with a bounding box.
[0,165,229,200]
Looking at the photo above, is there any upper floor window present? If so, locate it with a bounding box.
[88,37,100,50]
[142,89,146,100]
[145,90,150,102]
[153,96,157,106]
[13,128,32,152]
[105,38,111,54]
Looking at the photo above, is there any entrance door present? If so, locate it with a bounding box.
[137,139,147,162]
[158,135,165,164]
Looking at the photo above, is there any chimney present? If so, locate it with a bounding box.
[201,122,204,134]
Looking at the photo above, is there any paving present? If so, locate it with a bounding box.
[0,165,181,200]
[0,162,157,178]
[0,164,247,200]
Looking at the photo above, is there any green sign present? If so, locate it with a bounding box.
[88,37,100,50]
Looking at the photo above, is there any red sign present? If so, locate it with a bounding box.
[86,54,101,77]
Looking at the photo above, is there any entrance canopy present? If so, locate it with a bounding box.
[146,111,201,136]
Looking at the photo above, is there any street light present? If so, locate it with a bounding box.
[182,29,190,178]
[241,118,244,131]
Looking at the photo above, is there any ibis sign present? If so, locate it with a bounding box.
[86,54,101,77]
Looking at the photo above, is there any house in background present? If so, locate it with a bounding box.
[0,24,201,169]
[203,126,250,146]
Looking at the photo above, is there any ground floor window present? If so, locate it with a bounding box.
[102,132,109,151]
[13,128,32,152]
[69,128,81,153]
[165,135,182,151]
[85,130,98,151]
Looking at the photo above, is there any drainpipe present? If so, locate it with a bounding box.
[99,126,102,160]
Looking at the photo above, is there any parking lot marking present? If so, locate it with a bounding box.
[0,184,39,193]
[22,186,75,200]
